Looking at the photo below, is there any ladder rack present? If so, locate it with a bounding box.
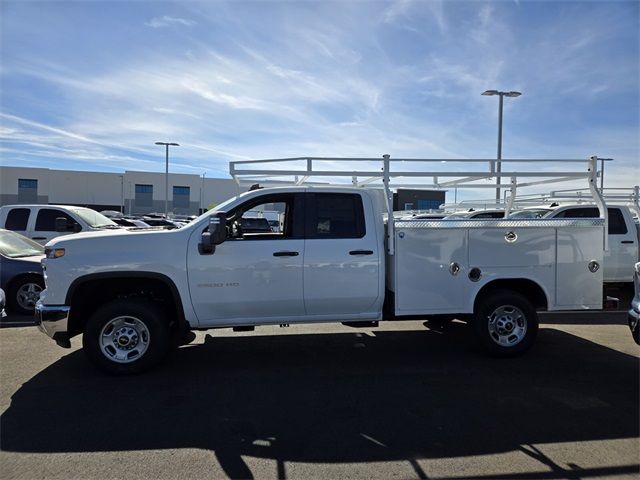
[229,155,609,254]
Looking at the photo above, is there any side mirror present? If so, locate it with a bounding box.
[200,212,227,254]
[55,217,73,232]
[55,217,81,233]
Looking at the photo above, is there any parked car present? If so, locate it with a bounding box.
[0,229,45,314]
[629,262,640,345]
[0,204,121,244]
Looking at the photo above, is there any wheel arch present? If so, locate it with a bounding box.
[473,278,549,312]
[66,272,187,338]
[5,271,44,291]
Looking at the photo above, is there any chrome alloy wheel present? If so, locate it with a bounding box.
[99,316,150,364]
[487,305,527,347]
[16,282,43,311]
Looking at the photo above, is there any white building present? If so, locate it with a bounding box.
[0,166,242,215]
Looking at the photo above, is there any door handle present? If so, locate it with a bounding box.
[621,240,634,244]
[349,250,374,255]
[273,251,299,257]
[32,237,46,240]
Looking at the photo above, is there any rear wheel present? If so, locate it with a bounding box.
[83,299,170,374]
[473,291,538,357]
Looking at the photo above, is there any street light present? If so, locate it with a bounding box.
[155,141,180,217]
[482,90,522,202]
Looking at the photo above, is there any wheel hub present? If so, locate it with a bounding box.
[99,316,150,363]
[113,327,139,350]
[488,305,527,347]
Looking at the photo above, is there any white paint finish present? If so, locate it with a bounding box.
[556,227,604,308]
[42,227,198,323]
[468,228,556,268]
[303,192,383,316]
[187,237,305,324]
[303,238,381,316]
[394,228,469,314]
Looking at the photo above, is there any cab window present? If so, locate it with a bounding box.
[305,193,366,239]
[35,209,79,232]
[225,193,304,240]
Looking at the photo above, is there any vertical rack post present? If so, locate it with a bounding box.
[505,176,517,216]
[588,155,608,251]
[383,154,395,255]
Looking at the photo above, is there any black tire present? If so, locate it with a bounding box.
[7,274,44,314]
[83,299,171,374]
[472,291,538,357]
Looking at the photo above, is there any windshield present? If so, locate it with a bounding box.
[71,208,119,228]
[0,230,45,258]
[192,194,244,224]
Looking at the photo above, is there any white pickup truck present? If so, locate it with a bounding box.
[0,204,121,244]
[36,179,608,374]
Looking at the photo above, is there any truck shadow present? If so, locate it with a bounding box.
[1,323,638,479]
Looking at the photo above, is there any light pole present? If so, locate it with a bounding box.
[482,90,521,202]
[155,142,180,217]
[200,172,206,214]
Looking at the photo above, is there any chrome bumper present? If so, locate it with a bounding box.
[35,301,71,347]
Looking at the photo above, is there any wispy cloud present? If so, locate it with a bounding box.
[145,15,196,28]
[0,0,637,195]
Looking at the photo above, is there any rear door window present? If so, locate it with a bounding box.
[306,193,365,239]
[4,208,30,231]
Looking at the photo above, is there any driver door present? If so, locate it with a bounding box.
[187,193,305,326]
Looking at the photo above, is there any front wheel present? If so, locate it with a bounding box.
[83,299,171,374]
[8,274,44,314]
[473,291,538,357]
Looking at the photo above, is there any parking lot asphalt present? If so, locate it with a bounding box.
[0,311,638,480]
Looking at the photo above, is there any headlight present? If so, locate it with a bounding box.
[635,262,640,275]
[45,247,65,259]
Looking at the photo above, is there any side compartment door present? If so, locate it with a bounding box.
[303,192,382,317]
[187,193,306,325]
[552,207,635,283]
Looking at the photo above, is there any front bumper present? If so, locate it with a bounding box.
[35,301,71,348]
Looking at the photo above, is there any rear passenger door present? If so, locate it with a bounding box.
[303,192,382,317]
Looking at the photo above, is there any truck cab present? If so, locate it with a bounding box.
[187,188,384,326]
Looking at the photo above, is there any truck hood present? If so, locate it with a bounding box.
[45,226,170,247]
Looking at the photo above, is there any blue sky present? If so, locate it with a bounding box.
[1,0,638,196]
